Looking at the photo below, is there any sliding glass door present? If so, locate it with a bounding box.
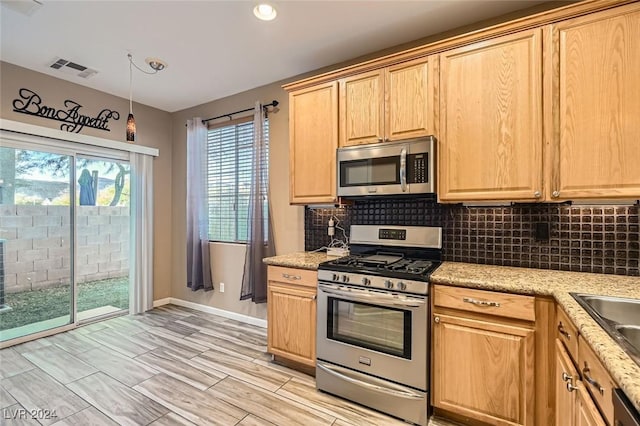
[0,146,74,341]
[75,157,130,321]
[0,146,132,342]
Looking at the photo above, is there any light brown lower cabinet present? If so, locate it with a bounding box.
[556,338,578,425]
[266,266,317,367]
[432,286,536,426]
[555,339,606,426]
[576,385,606,426]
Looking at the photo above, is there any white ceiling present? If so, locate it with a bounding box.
[1,0,550,113]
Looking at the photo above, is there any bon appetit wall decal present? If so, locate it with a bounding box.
[12,88,120,133]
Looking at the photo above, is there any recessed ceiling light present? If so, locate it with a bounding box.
[253,3,277,21]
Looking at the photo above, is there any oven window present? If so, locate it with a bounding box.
[327,297,411,359]
[340,156,400,187]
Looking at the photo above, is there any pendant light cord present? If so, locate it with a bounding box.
[128,56,133,114]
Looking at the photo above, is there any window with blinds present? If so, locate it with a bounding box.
[207,118,269,242]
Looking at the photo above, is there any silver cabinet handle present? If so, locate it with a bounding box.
[462,297,500,308]
[567,382,578,392]
[552,191,560,198]
[534,191,541,198]
[434,316,440,324]
[282,273,301,280]
[562,372,573,382]
[582,364,604,395]
[558,322,571,340]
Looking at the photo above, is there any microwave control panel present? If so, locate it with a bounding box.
[407,153,428,183]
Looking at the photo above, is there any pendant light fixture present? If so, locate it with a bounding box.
[126,53,167,142]
[127,53,136,142]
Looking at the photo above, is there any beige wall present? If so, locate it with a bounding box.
[0,61,173,300]
[170,81,303,320]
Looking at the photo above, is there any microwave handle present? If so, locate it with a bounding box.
[400,147,407,192]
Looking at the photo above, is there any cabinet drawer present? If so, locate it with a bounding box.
[578,336,615,425]
[433,285,535,322]
[556,305,579,363]
[267,266,317,288]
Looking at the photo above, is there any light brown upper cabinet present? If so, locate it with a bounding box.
[438,28,543,202]
[339,57,437,147]
[288,81,339,204]
[546,2,640,201]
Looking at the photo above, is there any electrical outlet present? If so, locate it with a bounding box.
[220,282,225,293]
[534,222,550,241]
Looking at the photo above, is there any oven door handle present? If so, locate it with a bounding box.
[317,362,424,400]
[319,285,425,308]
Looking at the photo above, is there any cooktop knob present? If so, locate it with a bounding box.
[332,273,340,281]
[397,281,407,291]
[384,280,394,289]
[361,277,370,286]
[342,275,350,283]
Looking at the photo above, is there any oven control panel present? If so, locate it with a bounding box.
[318,269,429,295]
[379,228,406,240]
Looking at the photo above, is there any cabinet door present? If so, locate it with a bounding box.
[289,82,338,204]
[439,28,543,202]
[432,312,535,425]
[576,385,606,426]
[549,3,640,200]
[385,57,436,141]
[339,70,385,146]
[555,339,578,426]
[267,282,316,367]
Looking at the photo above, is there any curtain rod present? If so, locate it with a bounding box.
[184,100,279,127]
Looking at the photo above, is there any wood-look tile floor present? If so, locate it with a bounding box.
[0,305,455,426]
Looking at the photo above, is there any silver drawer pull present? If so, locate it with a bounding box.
[558,322,571,340]
[582,364,605,395]
[282,273,301,280]
[463,297,500,308]
[562,372,573,382]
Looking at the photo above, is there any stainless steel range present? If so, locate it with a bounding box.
[316,225,442,426]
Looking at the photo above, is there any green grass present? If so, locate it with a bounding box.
[0,277,129,331]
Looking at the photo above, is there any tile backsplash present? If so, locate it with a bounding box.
[305,199,639,276]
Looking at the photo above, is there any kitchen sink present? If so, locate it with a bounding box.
[572,293,640,366]
[616,325,640,351]
[579,295,640,325]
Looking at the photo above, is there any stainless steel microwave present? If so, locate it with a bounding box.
[337,137,435,197]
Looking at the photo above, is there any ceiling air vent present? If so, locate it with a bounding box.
[48,57,98,79]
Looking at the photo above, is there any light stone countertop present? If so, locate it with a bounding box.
[431,262,640,413]
[262,251,341,271]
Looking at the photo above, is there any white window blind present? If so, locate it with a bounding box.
[206,118,269,242]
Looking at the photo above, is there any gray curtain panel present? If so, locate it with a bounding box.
[240,102,275,303]
[186,117,213,291]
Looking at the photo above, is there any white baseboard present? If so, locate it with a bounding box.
[153,298,171,307]
[156,298,267,329]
